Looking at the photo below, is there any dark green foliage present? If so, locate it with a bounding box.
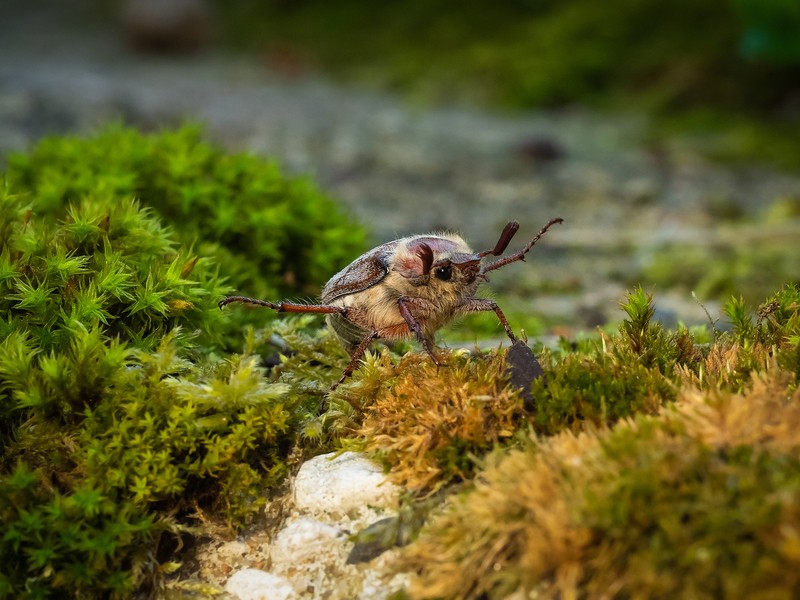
[4,125,367,301]
[212,1,800,172]
[735,0,800,63]
[216,0,799,112]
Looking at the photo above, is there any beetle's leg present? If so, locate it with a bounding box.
[482,217,563,274]
[456,297,517,343]
[219,296,348,315]
[397,297,444,367]
[318,330,379,413]
[332,330,380,390]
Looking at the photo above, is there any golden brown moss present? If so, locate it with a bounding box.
[353,349,525,493]
[403,365,800,599]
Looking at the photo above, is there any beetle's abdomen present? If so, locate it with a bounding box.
[326,313,370,353]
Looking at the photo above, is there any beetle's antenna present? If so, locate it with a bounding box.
[479,221,520,258]
[416,242,434,275]
[482,217,563,273]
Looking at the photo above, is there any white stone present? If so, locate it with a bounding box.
[225,568,296,600]
[271,517,345,565]
[268,518,350,595]
[293,451,399,517]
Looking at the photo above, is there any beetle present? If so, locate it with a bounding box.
[220,217,563,389]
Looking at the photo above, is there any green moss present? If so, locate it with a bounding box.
[394,283,800,599]
[349,349,526,493]
[1,333,295,598]
[4,124,367,303]
[1,464,158,599]
[529,287,702,434]
[0,127,364,598]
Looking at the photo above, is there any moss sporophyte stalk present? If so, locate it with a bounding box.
[1,126,799,599]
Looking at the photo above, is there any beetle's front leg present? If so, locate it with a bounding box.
[397,296,445,367]
[456,297,517,343]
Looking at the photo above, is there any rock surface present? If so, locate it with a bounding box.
[225,569,296,600]
[197,452,406,599]
[294,451,399,518]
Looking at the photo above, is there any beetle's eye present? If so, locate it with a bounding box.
[435,265,452,281]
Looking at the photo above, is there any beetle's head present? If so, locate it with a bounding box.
[405,221,524,286]
[407,237,484,288]
[428,253,483,286]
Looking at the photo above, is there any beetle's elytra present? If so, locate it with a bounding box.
[220,218,563,389]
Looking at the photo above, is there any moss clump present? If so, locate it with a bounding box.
[395,284,800,599]
[4,124,367,302]
[403,365,800,599]
[1,336,294,598]
[347,349,525,493]
[0,127,363,598]
[530,287,702,434]
[0,189,229,429]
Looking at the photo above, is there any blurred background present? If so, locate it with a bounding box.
[2,0,799,337]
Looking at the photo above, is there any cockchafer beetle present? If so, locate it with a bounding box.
[220,217,563,389]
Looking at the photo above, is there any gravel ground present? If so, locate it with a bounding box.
[3,1,799,330]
